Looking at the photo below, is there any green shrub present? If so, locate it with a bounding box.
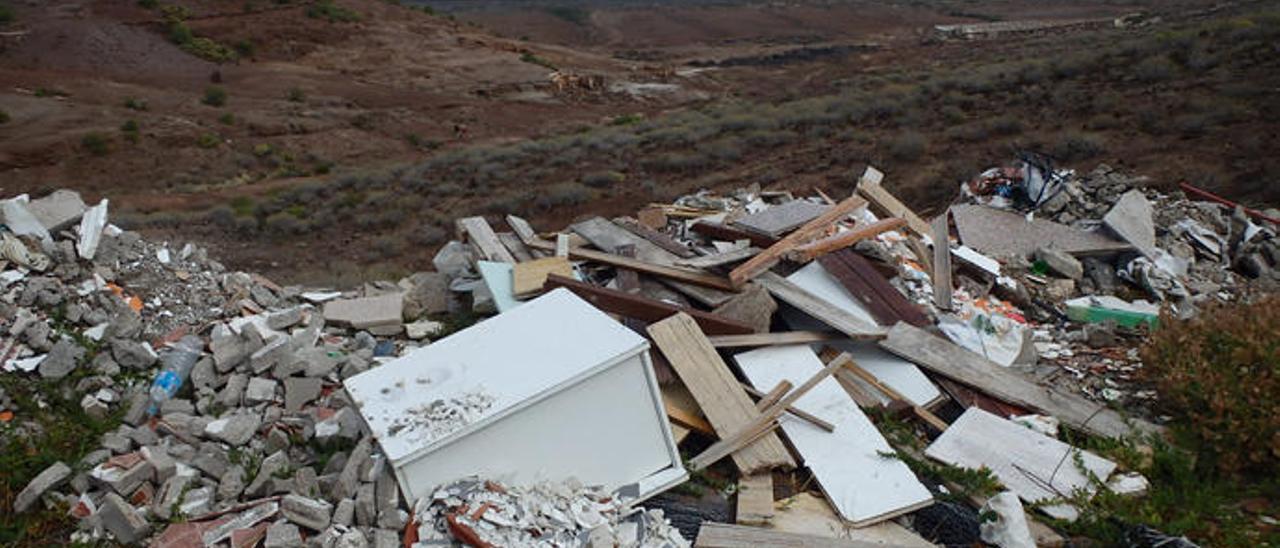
[234,39,256,58]
[1051,132,1106,161]
[138,0,158,8]
[544,5,589,26]
[1140,296,1280,477]
[81,133,109,156]
[886,131,927,161]
[1135,56,1177,83]
[0,3,14,23]
[535,182,589,209]
[307,0,360,22]
[0,109,9,124]
[197,133,221,148]
[168,21,194,45]
[182,37,238,63]
[519,52,556,70]
[581,170,625,188]
[286,87,305,102]
[121,119,139,142]
[124,97,148,111]
[203,86,227,107]
[219,113,235,125]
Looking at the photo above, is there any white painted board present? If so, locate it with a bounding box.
[925,407,1117,520]
[734,345,933,526]
[782,262,942,407]
[345,288,685,502]
[477,260,520,313]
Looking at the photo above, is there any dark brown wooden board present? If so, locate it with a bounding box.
[818,249,931,328]
[544,275,754,335]
[691,221,779,249]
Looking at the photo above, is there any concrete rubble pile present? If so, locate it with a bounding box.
[4,156,1273,547]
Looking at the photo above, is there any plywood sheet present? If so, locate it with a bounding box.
[769,493,936,547]
[951,204,1131,259]
[511,256,573,297]
[457,216,516,263]
[736,473,775,526]
[925,407,1117,519]
[734,345,932,526]
[734,200,832,237]
[648,313,794,473]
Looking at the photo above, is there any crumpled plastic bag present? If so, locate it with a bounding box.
[1120,250,1189,301]
[1,231,51,271]
[980,491,1036,548]
[938,299,1037,367]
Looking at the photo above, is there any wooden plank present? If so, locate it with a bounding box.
[647,313,795,473]
[735,346,933,526]
[880,322,1161,439]
[496,231,534,262]
[853,166,930,237]
[665,400,716,437]
[677,247,762,269]
[818,249,930,328]
[931,213,953,311]
[935,377,1031,418]
[842,360,947,432]
[785,218,906,263]
[554,234,570,257]
[688,352,851,471]
[528,240,738,292]
[690,221,779,249]
[768,493,935,547]
[735,474,775,526]
[707,331,842,349]
[753,380,793,411]
[612,244,641,293]
[728,195,868,287]
[566,217,736,304]
[511,256,573,298]
[741,383,836,432]
[504,214,539,243]
[696,522,902,548]
[544,275,752,335]
[711,283,776,333]
[456,216,516,263]
[733,200,832,237]
[756,272,885,339]
[926,407,1117,520]
[615,217,697,258]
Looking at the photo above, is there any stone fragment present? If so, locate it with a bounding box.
[14,461,71,513]
[332,498,355,527]
[401,271,449,320]
[336,529,369,548]
[268,307,305,330]
[99,492,151,544]
[231,522,271,548]
[282,493,334,531]
[77,198,109,260]
[39,338,85,379]
[293,466,319,498]
[90,458,153,496]
[153,474,194,521]
[404,319,444,340]
[111,339,157,369]
[202,501,280,546]
[251,336,292,374]
[191,357,219,391]
[246,450,289,498]
[219,465,247,502]
[100,431,133,454]
[355,483,376,526]
[191,443,231,479]
[1035,247,1084,280]
[375,467,403,529]
[1103,190,1156,256]
[265,521,304,548]
[323,293,403,331]
[141,445,177,483]
[27,189,87,231]
[1082,257,1118,295]
[212,330,250,372]
[2,196,53,246]
[335,438,371,500]
[371,529,399,548]
[245,377,278,405]
[81,393,110,419]
[284,377,323,412]
[160,398,195,416]
[220,373,249,407]
[205,413,262,445]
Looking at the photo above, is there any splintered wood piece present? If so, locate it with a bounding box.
[527,241,738,291]
[741,382,836,432]
[456,216,516,263]
[711,283,776,334]
[728,195,867,287]
[511,256,573,298]
[616,217,697,258]
[786,218,906,263]
[842,360,948,432]
[853,166,930,237]
[496,232,534,262]
[554,234,570,258]
[648,313,794,473]
[663,383,716,436]
[707,331,843,348]
[544,275,752,335]
[880,322,1162,439]
[753,380,793,411]
[735,474,775,526]
[931,213,953,311]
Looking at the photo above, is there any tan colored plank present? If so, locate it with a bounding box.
[648,313,794,473]
[931,213,953,311]
[511,256,573,298]
[496,231,534,262]
[853,166,931,237]
[842,360,948,432]
[529,240,738,291]
[456,216,516,263]
[735,474,775,526]
[753,380,793,411]
[786,218,907,263]
[707,331,843,349]
[663,382,716,436]
[728,196,868,287]
[741,382,836,432]
[696,522,905,548]
[768,493,936,547]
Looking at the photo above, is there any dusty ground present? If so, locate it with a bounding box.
[2,0,1274,285]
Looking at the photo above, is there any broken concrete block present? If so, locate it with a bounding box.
[333,498,355,527]
[153,474,194,521]
[1035,247,1084,280]
[202,501,280,546]
[191,444,232,479]
[336,528,369,548]
[218,465,246,502]
[27,189,87,232]
[401,272,449,320]
[282,493,334,531]
[265,521,304,548]
[81,393,110,419]
[90,458,153,496]
[293,467,319,498]
[205,413,262,445]
[251,336,291,374]
[334,438,371,500]
[323,293,403,331]
[1,197,53,248]
[230,522,271,548]
[404,319,444,340]
[267,307,305,330]
[284,377,323,412]
[14,461,71,513]
[141,445,177,483]
[354,483,376,527]
[1103,190,1156,256]
[245,377,278,405]
[371,528,399,548]
[375,467,403,529]
[246,450,289,498]
[99,492,151,544]
[76,198,109,260]
[111,339,157,369]
[39,338,85,379]
[212,329,250,372]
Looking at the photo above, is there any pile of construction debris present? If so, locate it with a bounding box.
[2,156,1275,548]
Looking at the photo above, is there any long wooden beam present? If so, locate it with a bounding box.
[706,331,843,348]
[544,275,752,335]
[527,239,738,291]
[728,196,868,287]
[785,217,906,263]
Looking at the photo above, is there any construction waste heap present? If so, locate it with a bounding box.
[2,158,1277,548]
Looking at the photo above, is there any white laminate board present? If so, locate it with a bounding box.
[925,407,1117,519]
[345,288,648,462]
[734,345,933,526]
[781,263,941,407]
[477,260,521,313]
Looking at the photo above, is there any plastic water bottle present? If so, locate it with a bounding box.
[148,335,203,415]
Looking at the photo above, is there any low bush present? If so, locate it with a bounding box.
[534,182,589,209]
[124,97,148,111]
[1051,132,1106,161]
[886,131,927,161]
[287,87,305,102]
[0,109,9,124]
[1140,296,1280,477]
[581,170,625,188]
[203,86,227,107]
[81,133,109,156]
[307,0,361,22]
